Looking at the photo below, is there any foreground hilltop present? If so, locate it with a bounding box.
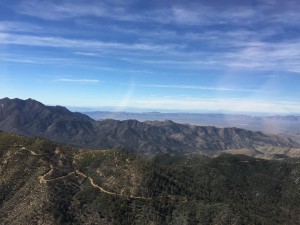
[0,98,299,157]
[1,131,300,225]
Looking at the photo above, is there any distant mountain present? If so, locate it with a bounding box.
[1,131,300,224]
[84,111,300,135]
[266,115,300,121]
[0,98,299,157]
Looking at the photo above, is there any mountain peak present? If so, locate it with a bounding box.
[0,97,95,141]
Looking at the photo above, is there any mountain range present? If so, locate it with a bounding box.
[84,111,300,135]
[0,97,299,157]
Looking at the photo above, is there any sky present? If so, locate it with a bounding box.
[0,0,300,114]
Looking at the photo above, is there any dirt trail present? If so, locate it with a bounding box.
[39,166,54,184]
[75,170,149,200]
[38,168,182,201]
[75,170,188,201]
[76,170,117,196]
[20,147,39,156]
[39,165,75,184]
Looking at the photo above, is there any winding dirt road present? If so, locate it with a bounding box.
[20,147,39,156]
[75,170,150,200]
[39,165,75,184]
[76,170,117,196]
[38,167,182,201]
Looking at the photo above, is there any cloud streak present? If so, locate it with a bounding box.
[3,0,300,73]
[1,30,299,74]
[0,33,177,53]
[0,21,41,33]
[55,78,102,84]
[14,0,300,27]
[135,84,263,93]
[16,0,109,20]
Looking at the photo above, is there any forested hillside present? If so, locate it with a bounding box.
[1,131,300,224]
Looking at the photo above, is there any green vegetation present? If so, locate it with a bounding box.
[1,131,300,225]
[72,150,300,224]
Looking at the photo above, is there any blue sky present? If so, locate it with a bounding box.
[0,0,300,114]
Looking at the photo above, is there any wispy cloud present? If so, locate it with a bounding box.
[223,40,300,72]
[4,0,299,74]
[0,57,44,64]
[0,53,71,65]
[14,0,300,27]
[2,30,299,74]
[0,33,177,53]
[73,52,99,56]
[0,21,41,33]
[16,0,109,20]
[16,0,153,23]
[55,78,102,84]
[134,84,263,93]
